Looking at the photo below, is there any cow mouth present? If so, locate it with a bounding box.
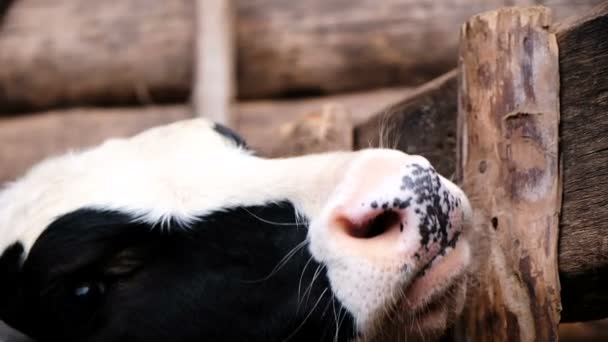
[402,235,470,314]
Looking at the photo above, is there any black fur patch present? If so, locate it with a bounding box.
[3,203,355,342]
[213,123,248,149]
[0,242,27,334]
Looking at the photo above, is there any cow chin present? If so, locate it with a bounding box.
[356,237,471,342]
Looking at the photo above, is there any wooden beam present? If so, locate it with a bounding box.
[554,1,608,322]
[0,0,602,112]
[456,7,561,341]
[0,106,193,184]
[354,70,458,178]
[193,0,235,125]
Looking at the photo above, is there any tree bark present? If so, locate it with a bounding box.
[0,0,602,112]
[456,7,561,341]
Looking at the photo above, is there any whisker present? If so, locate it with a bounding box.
[283,287,329,342]
[300,264,325,309]
[297,255,315,300]
[243,207,302,227]
[241,239,308,283]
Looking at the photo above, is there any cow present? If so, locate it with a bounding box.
[0,119,474,341]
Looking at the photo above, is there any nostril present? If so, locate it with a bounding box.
[342,210,402,239]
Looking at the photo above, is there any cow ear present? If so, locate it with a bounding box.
[213,122,249,149]
[0,242,28,335]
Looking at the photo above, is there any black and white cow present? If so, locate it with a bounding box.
[0,119,473,341]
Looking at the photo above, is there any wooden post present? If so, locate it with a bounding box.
[193,0,235,125]
[456,7,561,341]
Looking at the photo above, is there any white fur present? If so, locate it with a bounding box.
[0,119,355,254]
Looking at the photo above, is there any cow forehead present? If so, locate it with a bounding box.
[0,118,349,255]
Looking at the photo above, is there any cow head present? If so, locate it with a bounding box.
[0,119,473,341]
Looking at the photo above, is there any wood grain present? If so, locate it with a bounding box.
[555,1,608,322]
[456,7,561,341]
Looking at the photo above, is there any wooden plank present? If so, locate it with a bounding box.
[0,106,193,184]
[0,0,602,112]
[559,320,608,341]
[554,1,608,322]
[354,70,458,178]
[456,7,561,341]
[193,0,235,125]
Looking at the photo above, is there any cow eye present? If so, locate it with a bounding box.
[74,281,105,298]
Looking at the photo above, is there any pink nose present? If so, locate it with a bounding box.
[328,151,465,274]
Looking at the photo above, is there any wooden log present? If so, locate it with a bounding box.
[559,320,608,341]
[456,7,561,341]
[0,0,195,113]
[0,0,602,112]
[0,106,193,184]
[193,0,235,125]
[235,0,601,99]
[354,70,458,178]
[554,1,608,323]
[234,87,412,156]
